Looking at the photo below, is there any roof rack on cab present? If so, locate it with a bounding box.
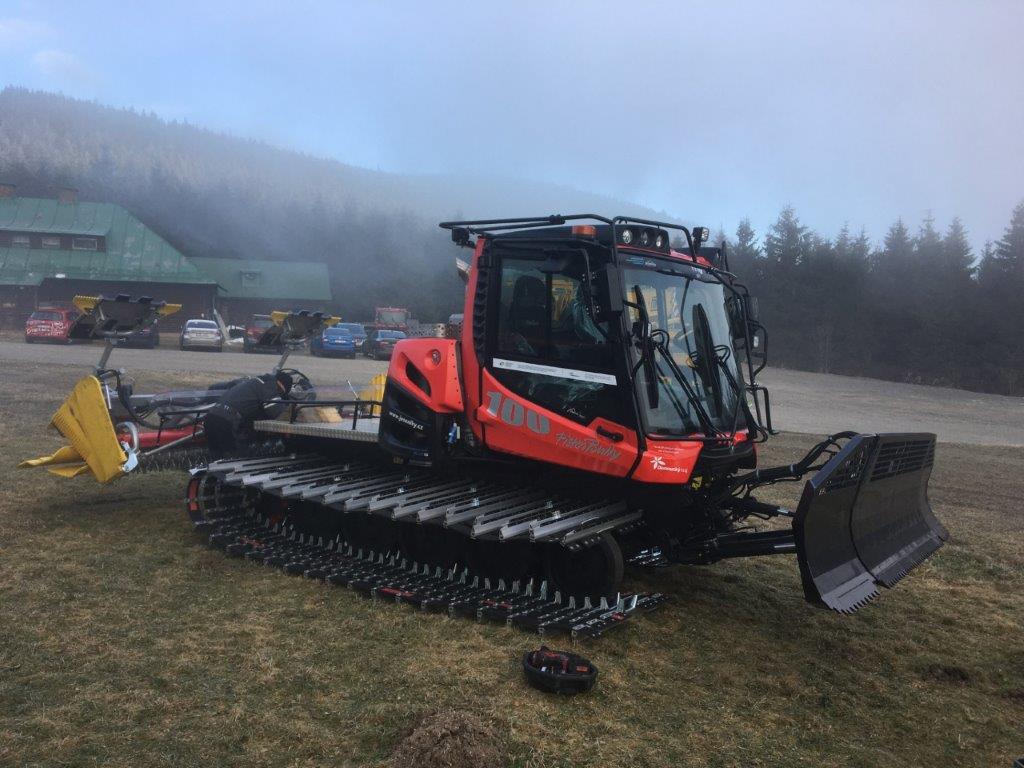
[438,213,712,266]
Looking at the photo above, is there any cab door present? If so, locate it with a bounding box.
[476,248,639,477]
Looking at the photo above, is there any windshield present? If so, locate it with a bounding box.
[623,261,742,436]
[325,328,351,338]
[338,323,364,335]
[377,310,407,325]
[188,320,218,329]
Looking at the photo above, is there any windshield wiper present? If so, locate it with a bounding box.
[708,344,753,439]
[629,285,722,439]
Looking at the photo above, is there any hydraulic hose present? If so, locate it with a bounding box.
[729,431,858,491]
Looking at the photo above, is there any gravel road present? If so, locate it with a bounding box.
[3,340,1020,446]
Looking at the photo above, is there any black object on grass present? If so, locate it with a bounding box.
[523,646,597,695]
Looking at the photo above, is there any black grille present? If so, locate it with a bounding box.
[870,439,935,481]
[824,444,869,492]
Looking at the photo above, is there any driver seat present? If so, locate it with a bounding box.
[508,275,548,354]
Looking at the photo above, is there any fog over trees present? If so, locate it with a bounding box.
[2,88,1021,395]
[725,205,1024,395]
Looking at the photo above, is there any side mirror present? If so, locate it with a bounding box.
[727,296,745,338]
[594,265,624,321]
[744,295,760,323]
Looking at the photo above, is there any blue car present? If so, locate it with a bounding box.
[334,322,367,349]
[310,327,356,358]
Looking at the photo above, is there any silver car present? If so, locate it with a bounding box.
[179,319,223,352]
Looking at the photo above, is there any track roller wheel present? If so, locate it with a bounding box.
[544,533,624,601]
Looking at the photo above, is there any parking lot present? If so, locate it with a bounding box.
[2,338,390,391]
[1,338,1021,445]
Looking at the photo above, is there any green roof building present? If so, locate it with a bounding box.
[0,187,218,328]
[0,186,333,328]
[187,256,333,324]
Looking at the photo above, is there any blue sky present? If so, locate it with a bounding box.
[1,0,1022,247]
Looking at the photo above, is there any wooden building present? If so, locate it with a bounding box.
[0,188,217,329]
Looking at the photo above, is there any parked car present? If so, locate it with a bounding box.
[310,326,356,358]
[364,329,406,360]
[114,322,160,349]
[179,319,223,352]
[334,322,367,349]
[24,307,79,344]
[242,314,280,353]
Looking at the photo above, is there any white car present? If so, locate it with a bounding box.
[179,319,224,352]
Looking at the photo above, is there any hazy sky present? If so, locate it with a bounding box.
[1,0,1022,246]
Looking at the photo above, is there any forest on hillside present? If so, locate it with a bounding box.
[1,88,1022,395]
[718,205,1024,395]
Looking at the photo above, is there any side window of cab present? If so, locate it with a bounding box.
[491,253,621,426]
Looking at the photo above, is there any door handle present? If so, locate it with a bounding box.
[596,426,624,442]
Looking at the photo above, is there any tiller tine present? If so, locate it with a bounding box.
[793,433,946,614]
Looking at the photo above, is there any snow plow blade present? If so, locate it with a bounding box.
[793,433,946,614]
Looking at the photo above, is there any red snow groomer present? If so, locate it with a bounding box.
[187,214,946,620]
[22,215,947,637]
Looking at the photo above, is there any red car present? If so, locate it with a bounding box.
[242,314,281,353]
[24,308,79,344]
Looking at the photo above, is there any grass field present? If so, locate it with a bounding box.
[1,362,1022,767]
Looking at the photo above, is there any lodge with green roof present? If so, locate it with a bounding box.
[0,185,333,328]
[188,257,333,325]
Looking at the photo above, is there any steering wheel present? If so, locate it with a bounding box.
[280,368,316,401]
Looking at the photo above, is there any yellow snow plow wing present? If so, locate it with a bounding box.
[357,373,387,416]
[19,375,131,483]
[68,294,181,340]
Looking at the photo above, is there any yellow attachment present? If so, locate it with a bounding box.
[18,444,92,478]
[18,375,128,483]
[269,310,340,327]
[72,295,99,313]
[72,295,181,316]
[358,373,387,416]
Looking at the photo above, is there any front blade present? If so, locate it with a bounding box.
[851,433,947,588]
[793,433,946,614]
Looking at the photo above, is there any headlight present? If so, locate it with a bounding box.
[621,228,633,245]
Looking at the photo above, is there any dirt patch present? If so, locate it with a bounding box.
[388,709,507,768]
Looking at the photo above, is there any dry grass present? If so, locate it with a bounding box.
[1,362,1022,767]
